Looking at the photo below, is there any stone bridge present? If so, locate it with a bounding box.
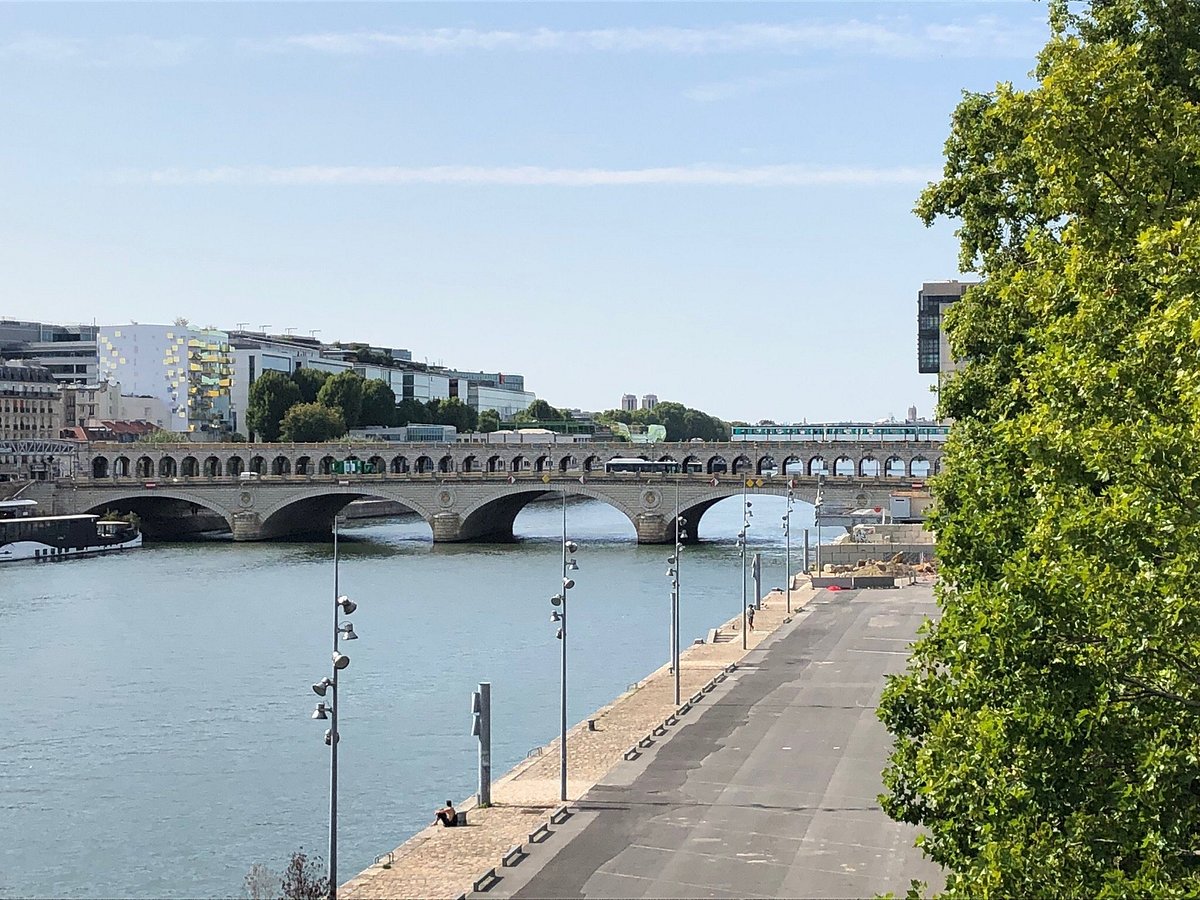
[49,440,942,544]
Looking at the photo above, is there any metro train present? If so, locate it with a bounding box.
[731,424,948,443]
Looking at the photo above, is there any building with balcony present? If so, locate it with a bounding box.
[0,360,64,479]
[98,324,233,435]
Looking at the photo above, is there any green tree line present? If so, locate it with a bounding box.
[245,369,481,442]
[595,402,729,442]
[877,1,1200,896]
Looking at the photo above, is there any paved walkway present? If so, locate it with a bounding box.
[342,586,819,900]
[491,583,943,899]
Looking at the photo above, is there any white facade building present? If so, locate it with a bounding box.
[468,383,535,419]
[98,324,233,434]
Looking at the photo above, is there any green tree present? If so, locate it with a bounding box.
[316,371,364,429]
[428,397,478,432]
[878,2,1200,896]
[394,399,429,425]
[291,367,328,404]
[279,402,346,443]
[245,370,302,442]
[359,379,397,426]
[478,409,501,433]
[526,399,559,421]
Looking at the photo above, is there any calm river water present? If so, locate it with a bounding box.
[2,494,820,899]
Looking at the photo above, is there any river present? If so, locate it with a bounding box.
[1,494,822,899]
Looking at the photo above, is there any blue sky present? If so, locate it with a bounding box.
[0,2,1047,423]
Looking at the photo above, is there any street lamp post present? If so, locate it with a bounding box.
[666,481,687,706]
[550,491,580,803]
[814,473,825,575]
[783,484,795,615]
[739,483,753,650]
[310,516,360,900]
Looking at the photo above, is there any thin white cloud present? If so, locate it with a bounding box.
[124,163,939,188]
[245,17,1043,59]
[0,34,196,66]
[683,68,828,103]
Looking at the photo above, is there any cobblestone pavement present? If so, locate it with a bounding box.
[340,584,819,900]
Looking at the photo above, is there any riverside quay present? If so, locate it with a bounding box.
[39,440,942,544]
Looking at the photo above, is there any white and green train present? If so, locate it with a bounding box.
[731,424,949,443]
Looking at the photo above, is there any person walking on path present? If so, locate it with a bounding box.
[746,604,755,632]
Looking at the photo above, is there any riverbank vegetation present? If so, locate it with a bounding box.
[878,1,1200,895]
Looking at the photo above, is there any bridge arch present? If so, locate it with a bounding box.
[415,455,434,474]
[859,456,880,477]
[249,455,265,475]
[204,455,220,477]
[455,486,642,543]
[438,454,455,474]
[757,454,776,476]
[781,455,801,475]
[179,456,198,478]
[534,454,551,473]
[158,456,177,478]
[912,456,932,478]
[112,456,130,477]
[707,455,727,474]
[511,455,526,473]
[487,454,503,473]
[731,455,752,476]
[833,455,854,477]
[81,488,236,540]
[136,456,153,478]
[226,455,245,477]
[583,455,601,473]
[390,455,408,474]
[272,455,292,476]
[92,456,109,478]
[256,486,435,541]
[884,456,905,478]
[462,454,479,473]
[559,454,578,473]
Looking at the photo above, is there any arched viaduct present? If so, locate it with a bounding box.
[50,440,942,544]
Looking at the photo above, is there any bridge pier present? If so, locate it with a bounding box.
[634,513,675,545]
[231,511,264,541]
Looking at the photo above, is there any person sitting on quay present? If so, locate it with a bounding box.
[435,800,458,827]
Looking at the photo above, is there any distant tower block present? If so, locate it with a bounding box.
[641,393,658,411]
[907,405,918,423]
[621,393,637,412]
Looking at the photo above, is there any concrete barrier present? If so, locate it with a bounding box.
[550,807,572,825]
[501,845,526,868]
[472,868,500,893]
[528,823,552,844]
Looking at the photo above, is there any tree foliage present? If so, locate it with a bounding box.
[428,397,478,432]
[595,402,728,441]
[291,367,328,404]
[279,849,328,900]
[316,371,364,430]
[359,378,397,427]
[280,402,346,443]
[246,371,302,443]
[878,2,1200,896]
[477,409,501,433]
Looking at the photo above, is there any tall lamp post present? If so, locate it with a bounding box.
[815,473,825,575]
[782,483,795,614]
[665,481,688,706]
[550,491,580,803]
[738,482,753,650]
[310,517,360,900]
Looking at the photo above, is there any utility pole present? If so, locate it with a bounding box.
[473,683,491,807]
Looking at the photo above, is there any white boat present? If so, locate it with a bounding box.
[0,499,142,563]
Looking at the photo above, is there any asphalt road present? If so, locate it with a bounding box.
[491,584,943,900]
